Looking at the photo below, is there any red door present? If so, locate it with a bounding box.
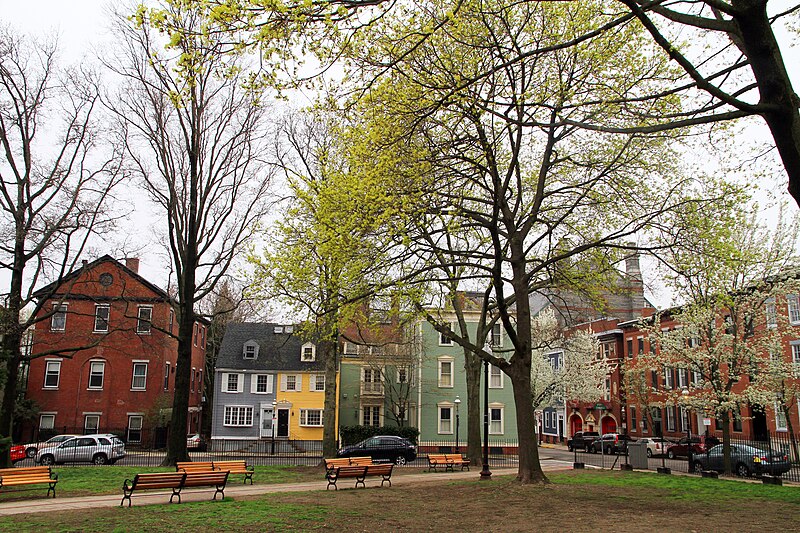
[570,415,582,435]
[601,416,617,434]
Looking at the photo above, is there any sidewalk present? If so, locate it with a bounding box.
[0,462,574,517]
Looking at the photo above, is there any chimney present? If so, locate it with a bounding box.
[625,251,641,282]
[125,257,140,274]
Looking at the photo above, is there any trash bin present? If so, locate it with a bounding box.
[627,441,649,469]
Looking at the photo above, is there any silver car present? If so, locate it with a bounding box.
[36,434,126,465]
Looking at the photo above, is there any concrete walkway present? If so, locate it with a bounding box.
[0,461,575,517]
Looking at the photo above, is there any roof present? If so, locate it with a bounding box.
[32,255,171,302]
[215,322,325,372]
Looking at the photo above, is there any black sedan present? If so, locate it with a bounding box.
[336,435,417,465]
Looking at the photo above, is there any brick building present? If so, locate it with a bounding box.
[22,256,207,445]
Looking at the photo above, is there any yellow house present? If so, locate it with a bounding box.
[275,365,340,441]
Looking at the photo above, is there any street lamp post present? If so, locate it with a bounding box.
[271,400,277,455]
[454,396,461,454]
[480,358,492,480]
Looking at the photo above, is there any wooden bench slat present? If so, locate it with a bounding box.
[212,461,253,484]
[121,470,230,506]
[0,466,58,498]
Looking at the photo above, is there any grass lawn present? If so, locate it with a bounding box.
[0,469,798,531]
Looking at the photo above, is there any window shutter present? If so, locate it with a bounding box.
[267,374,274,394]
[250,374,257,394]
[221,373,228,393]
[310,374,316,390]
[296,375,302,392]
[280,375,287,392]
[238,374,245,393]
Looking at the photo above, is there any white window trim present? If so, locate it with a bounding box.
[221,372,244,393]
[301,342,316,362]
[361,405,383,427]
[83,413,101,432]
[311,373,325,392]
[789,295,800,325]
[396,365,412,385]
[299,408,323,427]
[94,304,110,333]
[243,341,259,360]
[439,323,455,346]
[281,374,302,392]
[223,405,254,427]
[50,303,67,332]
[131,361,148,391]
[776,403,788,431]
[251,374,274,394]
[136,306,153,335]
[44,359,62,389]
[87,360,105,390]
[489,365,503,389]
[438,403,454,434]
[127,414,144,443]
[39,413,56,429]
[489,403,504,435]
[438,357,454,388]
[766,299,777,329]
[491,323,503,348]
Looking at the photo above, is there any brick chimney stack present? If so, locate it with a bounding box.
[125,257,140,274]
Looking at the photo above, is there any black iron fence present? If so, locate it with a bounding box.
[573,431,800,483]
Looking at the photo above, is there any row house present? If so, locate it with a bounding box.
[23,256,207,444]
[620,288,800,443]
[211,323,333,447]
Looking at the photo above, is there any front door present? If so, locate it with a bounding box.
[260,408,273,438]
[277,409,290,438]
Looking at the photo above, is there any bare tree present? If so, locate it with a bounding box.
[104,3,274,465]
[0,27,124,466]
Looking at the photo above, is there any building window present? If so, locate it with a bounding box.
[788,295,800,325]
[88,361,105,389]
[223,406,253,427]
[438,405,453,434]
[489,365,503,388]
[285,375,298,391]
[300,409,323,427]
[191,367,196,392]
[168,310,174,333]
[733,406,743,432]
[397,366,410,384]
[301,343,316,362]
[137,306,152,334]
[193,324,198,345]
[439,324,454,346]
[224,373,241,393]
[664,367,674,390]
[363,406,381,427]
[39,413,55,430]
[438,358,453,387]
[253,374,273,394]
[626,339,633,358]
[792,343,800,377]
[630,406,637,433]
[51,304,67,331]
[601,342,616,360]
[94,305,110,332]
[84,414,100,433]
[491,323,502,347]
[131,362,147,390]
[164,363,170,391]
[650,370,659,391]
[637,336,644,355]
[666,406,676,432]
[312,374,325,391]
[766,298,777,328]
[243,341,259,360]
[490,405,504,435]
[776,404,788,431]
[200,326,206,348]
[127,415,143,443]
[677,368,688,389]
[604,377,611,401]
[44,360,61,388]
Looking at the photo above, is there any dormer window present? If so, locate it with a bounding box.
[301,343,315,362]
[243,340,259,360]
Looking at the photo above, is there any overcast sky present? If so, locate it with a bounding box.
[4,0,800,309]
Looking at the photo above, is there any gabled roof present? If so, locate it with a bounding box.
[216,322,324,372]
[32,255,171,302]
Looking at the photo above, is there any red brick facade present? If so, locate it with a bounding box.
[23,256,207,444]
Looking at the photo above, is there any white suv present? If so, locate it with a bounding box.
[36,434,126,465]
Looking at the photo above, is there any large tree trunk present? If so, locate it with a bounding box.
[732,1,800,206]
[0,245,26,468]
[163,309,194,466]
[321,336,339,459]
[509,366,547,484]
[465,348,482,466]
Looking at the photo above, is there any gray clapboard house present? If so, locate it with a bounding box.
[211,322,324,447]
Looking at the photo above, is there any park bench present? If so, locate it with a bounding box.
[427,453,470,472]
[120,470,230,506]
[325,465,367,490]
[212,460,254,484]
[0,466,58,498]
[348,456,374,466]
[176,461,215,473]
[364,463,393,487]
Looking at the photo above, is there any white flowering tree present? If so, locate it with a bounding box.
[530,309,606,411]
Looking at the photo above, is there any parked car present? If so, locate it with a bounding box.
[666,436,705,459]
[36,434,126,466]
[567,431,600,452]
[692,443,792,477]
[10,445,26,464]
[589,433,635,454]
[186,433,207,451]
[336,435,417,465]
[637,437,671,458]
[24,434,79,458]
